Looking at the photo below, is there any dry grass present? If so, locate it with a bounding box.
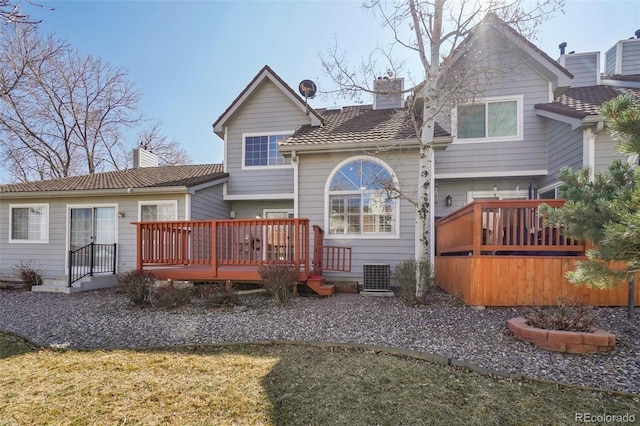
[0,332,638,425]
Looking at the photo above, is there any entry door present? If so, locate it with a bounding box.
[70,207,116,266]
[264,210,294,260]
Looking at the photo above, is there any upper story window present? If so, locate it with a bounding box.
[139,201,177,221]
[9,204,49,243]
[453,95,523,143]
[326,157,398,237]
[243,132,292,168]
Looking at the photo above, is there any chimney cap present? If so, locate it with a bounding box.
[559,42,567,55]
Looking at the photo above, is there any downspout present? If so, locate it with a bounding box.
[292,150,299,217]
[583,120,604,182]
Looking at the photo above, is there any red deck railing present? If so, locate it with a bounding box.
[134,218,310,278]
[436,199,585,256]
[312,225,352,275]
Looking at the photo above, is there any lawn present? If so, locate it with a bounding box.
[0,331,638,425]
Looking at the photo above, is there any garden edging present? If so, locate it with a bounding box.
[507,317,616,353]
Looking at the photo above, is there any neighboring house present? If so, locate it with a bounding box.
[211,15,639,287]
[0,149,228,292]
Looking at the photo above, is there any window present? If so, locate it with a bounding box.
[327,158,397,236]
[9,204,49,243]
[244,133,292,167]
[139,201,177,221]
[455,96,522,142]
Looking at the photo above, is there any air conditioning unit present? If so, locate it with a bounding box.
[362,264,390,291]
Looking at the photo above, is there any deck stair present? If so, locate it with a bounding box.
[305,275,335,296]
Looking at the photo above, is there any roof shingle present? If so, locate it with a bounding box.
[281,104,449,147]
[534,86,640,119]
[1,164,227,193]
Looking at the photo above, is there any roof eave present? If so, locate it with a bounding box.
[0,186,193,199]
[279,138,421,154]
[535,108,603,131]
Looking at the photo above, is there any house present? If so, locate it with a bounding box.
[2,14,639,304]
[0,149,228,292]
[206,13,639,303]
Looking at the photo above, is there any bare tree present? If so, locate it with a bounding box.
[135,121,191,166]
[0,24,144,181]
[321,0,563,296]
[0,0,47,25]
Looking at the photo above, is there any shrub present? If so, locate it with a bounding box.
[525,297,597,332]
[13,261,43,290]
[258,263,297,306]
[394,259,435,306]
[117,269,156,306]
[196,281,240,308]
[151,283,191,309]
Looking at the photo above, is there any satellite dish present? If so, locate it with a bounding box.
[298,79,317,99]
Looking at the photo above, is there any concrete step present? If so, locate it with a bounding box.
[32,274,118,294]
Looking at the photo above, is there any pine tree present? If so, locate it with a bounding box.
[540,94,640,322]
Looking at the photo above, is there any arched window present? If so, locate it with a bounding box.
[327,157,397,236]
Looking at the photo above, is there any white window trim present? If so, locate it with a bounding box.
[8,203,49,244]
[241,131,294,170]
[137,200,178,221]
[452,95,524,144]
[324,155,400,240]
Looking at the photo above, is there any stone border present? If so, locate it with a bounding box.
[507,317,616,353]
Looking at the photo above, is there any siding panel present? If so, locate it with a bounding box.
[225,80,310,196]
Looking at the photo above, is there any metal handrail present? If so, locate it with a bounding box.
[68,242,117,287]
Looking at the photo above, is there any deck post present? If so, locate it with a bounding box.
[472,202,483,255]
[135,223,142,270]
[211,220,217,278]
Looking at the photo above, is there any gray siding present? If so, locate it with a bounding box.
[605,45,617,75]
[433,178,536,218]
[297,149,418,284]
[190,184,229,220]
[230,200,294,219]
[0,193,189,280]
[621,40,640,75]
[595,133,627,173]
[435,56,552,176]
[562,53,598,87]
[225,80,310,196]
[538,120,582,189]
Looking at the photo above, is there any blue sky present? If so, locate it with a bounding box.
[5,0,640,181]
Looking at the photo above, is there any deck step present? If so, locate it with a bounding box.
[305,275,335,296]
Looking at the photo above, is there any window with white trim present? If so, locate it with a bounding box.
[139,201,177,221]
[9,204,49,243]
[244,133,291,167]
[454,96,522,142]
[327,158,397,235]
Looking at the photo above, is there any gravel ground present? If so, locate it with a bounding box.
[0,287,638,395]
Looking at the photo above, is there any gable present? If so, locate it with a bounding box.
[213,65,323,138]
[446,14,572,98]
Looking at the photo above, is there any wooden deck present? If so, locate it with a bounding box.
[436,200,640,307]
[134,218,351,284]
